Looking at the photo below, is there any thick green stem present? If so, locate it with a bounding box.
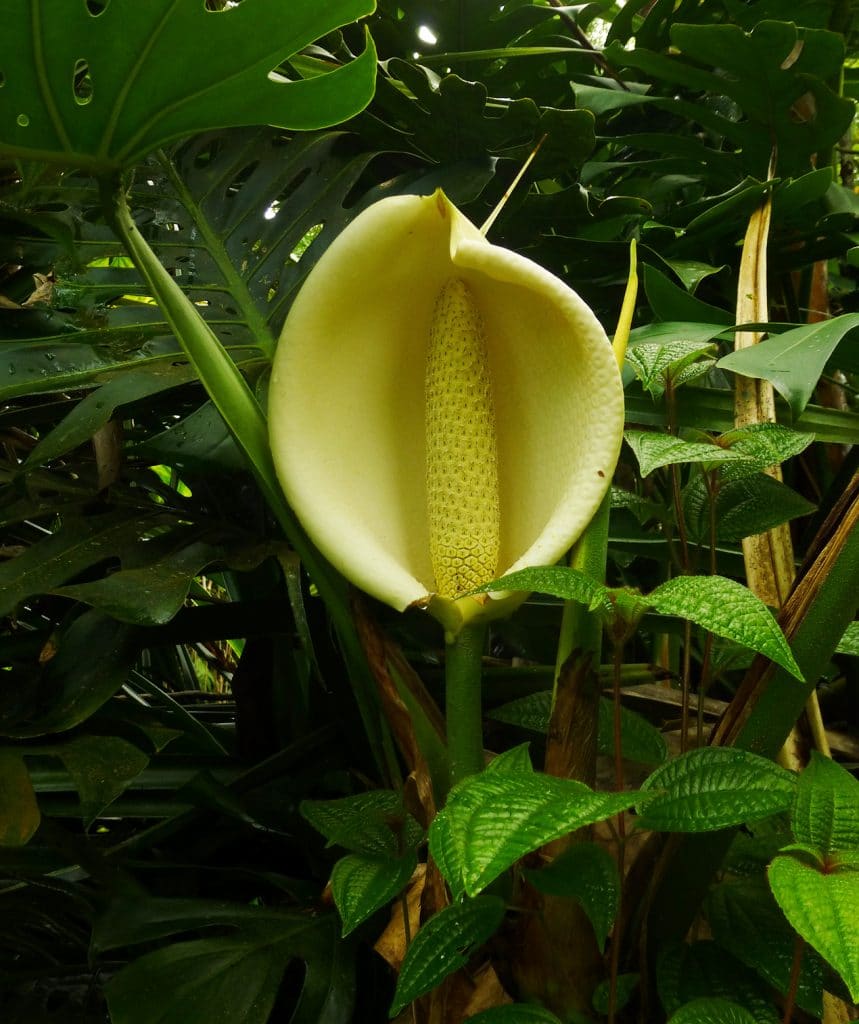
[445,621,488,789]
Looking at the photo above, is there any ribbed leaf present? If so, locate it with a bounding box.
[524,843,619,951]
[792,752,859,857]
[300,791,422,858]
[429,771,641,896]
[649,576,803,680]
[768,856,859,1001]
[625,430,752,477]
[331,851,417,937]
[637,748,795,832]
[466,1007,563,1023]
[0,750,40,846]
[390,897,505,1016]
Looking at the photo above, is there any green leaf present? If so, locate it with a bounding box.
[717,314,859,419]
[667,998,758,1024]
[471,566,613,615]
[487,743,534,774]
[300,791,422,858]
[641,265,734,325]
[718,424,816,476]
[54,734,149,827]
[0,0,378,170]
[389,896,506,1016]
[524,844,620,951]
[792,752,859,859]
[624,430,752,477]
[592,973,639,1014]
[657,940,781,1024]
[626,339,718,399]
[649,576,804,680]
[0,749,40,846]
[55,538,275,626]
[0,510,166,618]
[428,771,641,897]
[837,622,859,656]
[331,850,417,937]
[466,1007,563,1024]
[489,693,667,767]
[706,880,824,1017]
[1,610,140,738]
[705,474,816,543]
[768,856,859,1001]
[99,901,352,1024]
[637,748,796,832]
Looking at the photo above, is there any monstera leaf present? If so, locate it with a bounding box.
[0,0,377,171]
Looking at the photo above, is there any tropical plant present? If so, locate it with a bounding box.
[0,1,858,1022]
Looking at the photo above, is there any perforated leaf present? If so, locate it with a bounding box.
[429,771,640,896]
[768,856,859,1001]
[649,576,803,680]
[389,897,506,1016]
[637,748,796,832]
[0,0,377,170]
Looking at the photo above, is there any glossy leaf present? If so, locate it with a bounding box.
[300,791,422,858]
[792,752,859,857]
[331,851,416,938]
[718,314,859,418]
[768,855,859,1001]
[637,748,796,832]
[429,771,641,896]
[489,692,667,767]
[649,576,803,680]
[389,896,506,1016]
[524,844,620,951]
[0,0,378,170]
[624,430,752,477]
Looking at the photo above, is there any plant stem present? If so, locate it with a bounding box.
[608,640,627,1024]
[445,621,488,789]
[782,934,805,1024]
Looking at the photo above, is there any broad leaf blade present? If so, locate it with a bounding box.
[649,576,803,680]
[792,752,859,857]
[389,897,506,1016]
[331,851,417,937]
[637,748,796,832]
[768,856,859,1002]
[429,771,641,896]
[0,750,40,846]
[667,998,757,1024]
[0,0,378,169]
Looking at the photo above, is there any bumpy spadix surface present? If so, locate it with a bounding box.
[269,190,624,627]
[426,279,500,598]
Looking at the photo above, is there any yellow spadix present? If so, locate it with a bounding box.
[269,189,624,635]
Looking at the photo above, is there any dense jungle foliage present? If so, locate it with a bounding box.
[0,1,858,1022]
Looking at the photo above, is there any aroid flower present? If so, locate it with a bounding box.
[269,190,624,634]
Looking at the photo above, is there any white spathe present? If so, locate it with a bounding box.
[269,189,624,631]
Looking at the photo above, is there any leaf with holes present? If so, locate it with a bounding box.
[637,748,796,832]
[331,851,417,937]
[649,576,803,680]
[389,897,506,1016]
[768,856,859,1001]
[0,0,377,171]
[429,771,641,897]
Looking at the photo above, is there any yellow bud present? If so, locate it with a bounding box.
[426,279,500,598]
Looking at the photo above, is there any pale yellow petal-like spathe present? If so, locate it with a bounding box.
[269,194,449,611]
[268,188,625,620]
